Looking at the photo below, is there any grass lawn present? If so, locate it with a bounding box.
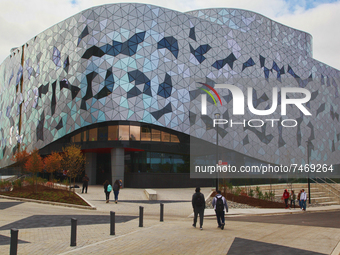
[0,184,89,207]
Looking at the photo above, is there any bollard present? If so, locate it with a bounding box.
[70,218,77,247]
[139,206,144,227]
[10,228,18,255]
[160,203,164,222]
[110,211,115,235]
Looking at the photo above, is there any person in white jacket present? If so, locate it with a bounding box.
[212,190,228,230]
[300,189,307,211]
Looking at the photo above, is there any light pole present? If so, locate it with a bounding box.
[306,140,311,204]
[215,113,220,191]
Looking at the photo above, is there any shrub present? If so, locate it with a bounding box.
[248,189,254,197]
[258,191,264,200]
[234,187,242,196]
[13,179,22,188]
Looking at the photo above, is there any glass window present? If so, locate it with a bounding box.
[119,125,129,140]
[130,126,140,141]
[108,126,118,141]
[141,126,151,141]
[74,133,81,142]
[82,131,87,142]
[161,131,170,142]
[70,136,74,143]
[98,126,108,141]
[88,128,97,141]
[152,129,161,141]
[171,134,180,143]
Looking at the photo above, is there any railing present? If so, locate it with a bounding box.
[310,178,340,204]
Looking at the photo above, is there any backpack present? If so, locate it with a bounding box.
[195,193,204,207]
[215,196,224,211]
[107,184,112,192]
[113,183,119,191]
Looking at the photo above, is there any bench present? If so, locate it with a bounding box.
[144,189,157,200]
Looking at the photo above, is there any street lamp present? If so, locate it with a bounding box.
[215,112,221,191]
[306,140,312,204]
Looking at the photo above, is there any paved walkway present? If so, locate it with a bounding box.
[0,186,339,254]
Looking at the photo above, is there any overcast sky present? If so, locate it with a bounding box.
[0,0,339,70]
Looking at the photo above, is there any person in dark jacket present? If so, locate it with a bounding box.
[192,187,205,230]
[82,174,89,193]
[113,179,120,203]
[212,190,228,230]
[103,180,111,203]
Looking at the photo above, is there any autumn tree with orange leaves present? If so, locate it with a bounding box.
[25,148,44,192]
[11,146,30,174]
[61,144,85,193]
[44,151,62,183]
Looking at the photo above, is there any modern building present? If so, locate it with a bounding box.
[0,3,339,187]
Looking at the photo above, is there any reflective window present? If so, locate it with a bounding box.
[141,126,151,141]
[88,128,97,141]
[82,131,87,142]
[171,134,180,143]
[119,125,129,140]
[98,126,108,141]
[74,133,81,142]
[130,126,140,141]
[152,129,161,141]
[108,126,118,141]
[161,131,170,142]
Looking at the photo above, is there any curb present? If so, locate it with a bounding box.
[0,194,97,210]
[75,192,97,209]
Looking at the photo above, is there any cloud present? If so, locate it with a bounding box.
[0,0,339,71]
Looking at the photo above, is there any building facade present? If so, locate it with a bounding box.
[0,4,339,187]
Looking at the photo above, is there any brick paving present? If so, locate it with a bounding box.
[0,187,339,255]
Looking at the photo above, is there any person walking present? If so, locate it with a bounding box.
[290,190,296,209]
[297,190,302,209]
[103,180,112,203]
[283,189,290,209]
[212,190,228,230]
[82,174,89,193]
[113,179,120,203]
[300,189,307,211]
[192,187,205,230]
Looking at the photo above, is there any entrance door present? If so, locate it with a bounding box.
[96,153,111,184]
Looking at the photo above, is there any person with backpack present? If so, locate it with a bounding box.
[113,179,120,204]
[212,190,228,230]
[192,187,205,230]
[103,180,112,203]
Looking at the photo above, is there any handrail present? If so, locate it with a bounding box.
[310,178,340,203]
[316,177,340,193]
[325,177,339,185]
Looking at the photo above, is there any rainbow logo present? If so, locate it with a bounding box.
[198,82,222,106]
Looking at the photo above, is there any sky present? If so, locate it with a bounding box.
[0,0,339,70]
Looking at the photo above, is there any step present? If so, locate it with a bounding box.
[318,201,339,205]
[311,197,334,203]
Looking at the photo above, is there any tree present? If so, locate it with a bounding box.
[61,144,85,193]
[25,148,44,192]
[11,146,30,175]
[44,151,62,183]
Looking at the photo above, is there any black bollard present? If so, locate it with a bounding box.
[10,228,18,255]
[139,206,144,227]
[70,218,77,246]
[160,203,164,222]
[110,211,115,235]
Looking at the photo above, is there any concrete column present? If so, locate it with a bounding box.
[111,148,124,186]
[85,152,97,185]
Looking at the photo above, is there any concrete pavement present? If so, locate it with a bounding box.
[0,185,339,254]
